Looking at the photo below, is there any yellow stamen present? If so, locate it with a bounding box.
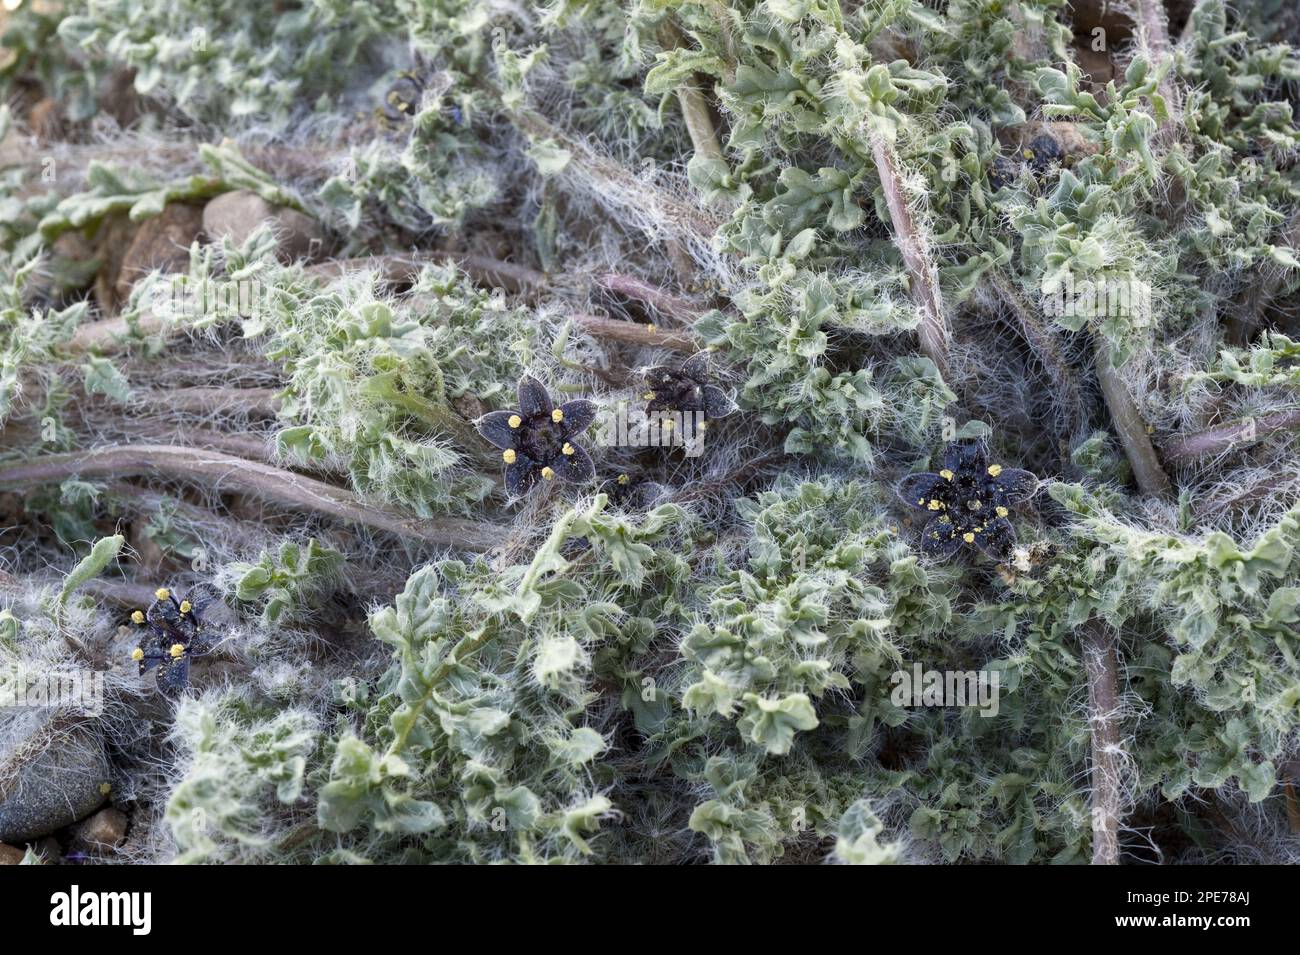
[508,414,522,428]
[99,782,111,796]
[987,464,1003,477]
[662,418,674,430]
[131,610,145,625]
[617,474,630,485]
[170,644,185,658]
[969,500,982,509]
[996,506,1009,518]
[699,421,708,430]
[644,392,656,401]
[562,443,575,456]
[551,408,564,423]
[927,499,943,511]
[963,532,976,543]
[646,323,656,334]
[1022,149,1035,160]
[130,647,144,662]
[541,466,556,481]
[940,469,954,481]
[503,449,517,464]
[155,588,170,601]
[179,600,192,614]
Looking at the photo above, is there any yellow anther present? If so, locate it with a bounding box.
[179,600,192,614]
[940,469,954,481]
[963,532,976,543]
[130,647,144,662]
[131,610,145,625]
[155,588,170,601]
[644,392,656,401]
[99,782,111,796]
[541,467,556,481]
[927,499,943,511]
[551,408,564,424]
[987,464,1003,477]
[645,323,656,334]
[662,418,674,430]
[996,506,1009,518]
[503,449,517,464]
[508,414,522,428]
[699,421,708,430]
[1022,149,1035,160]
[170,644,185,658]
[969,500,983,509]
[617,474,630,485]
[562,443,575,456]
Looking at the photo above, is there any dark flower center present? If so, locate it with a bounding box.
[518,414,565,462]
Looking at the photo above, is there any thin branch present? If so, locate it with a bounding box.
[1094,338,1173,497]
[595,272,703,323]
[1163,408,1300,464]
[572,313,697,352]
[0,445,502,550]
[869,132,951,381]
[1081,619,1123,866]
[305,251,548,298]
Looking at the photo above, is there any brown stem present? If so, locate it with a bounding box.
[595,273,702,323]
[869,132,951,381]
[572,313,697,352]
[305,251,547,298]
[105,387,281,418]
[1163,408,1300,464]
[1081,619,1123,865]
[1094,338,1172,497]
[0,445,501,550]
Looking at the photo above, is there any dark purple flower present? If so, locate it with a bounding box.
[896,440,1039,562]
[128,584,222,694]
[642,352,735,422]
[476,376,597,496]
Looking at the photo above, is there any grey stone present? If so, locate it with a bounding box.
[202,190,323,262]
[0,711,109,843]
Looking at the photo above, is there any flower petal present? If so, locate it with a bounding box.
[476,410,521,449]
[988,468,1039,505]
[702,384,736,419]
[943,439,988,476]
[920,516,962,560]
[517,375,553,417]
[558,399,598,437]
[681,351,711,381]
[505,459,540,497]
[155,655,191,695]
[550,443,595,483]
[897,472,948,510]
[973,517,1017,562]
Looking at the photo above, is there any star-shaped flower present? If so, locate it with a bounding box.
[378,72,425,125]
[128,584,222,694]
[642,352,735,421]
[896,440,1039,562]
[476,376,597,496]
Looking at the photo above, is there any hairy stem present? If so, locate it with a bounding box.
[869,132,951,381]
[0,445,502,550]
[1081,619,1123,865]
[1094,339,1172,497]
[572,313,697,352]
[1164,408,1300,463]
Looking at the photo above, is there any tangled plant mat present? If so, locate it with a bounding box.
[0,0,1298,866]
